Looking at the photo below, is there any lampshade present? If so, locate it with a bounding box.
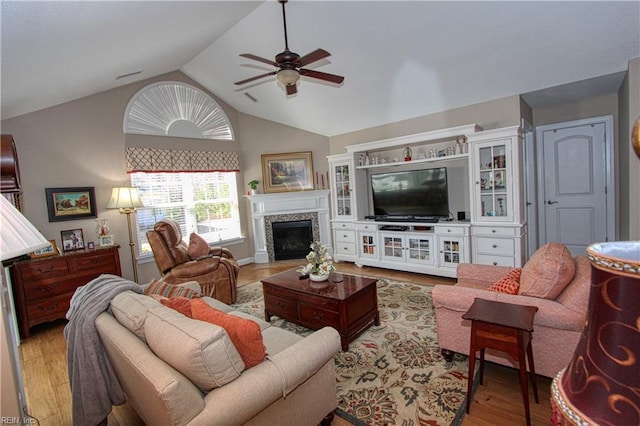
[106,187,144,211]
[0,195,49,261]
[277,69,300,86]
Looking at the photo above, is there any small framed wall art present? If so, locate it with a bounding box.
[30,239,59,259]
[45,187,97,222]
[261,151,314,193]
[61,229,85,252]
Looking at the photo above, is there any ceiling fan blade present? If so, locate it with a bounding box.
[234,71,277,86]
[298,48,330,67]
[299,68,344,84]
[239,53,278,67]
[286,84,297,95]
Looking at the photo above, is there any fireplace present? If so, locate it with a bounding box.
[246,190,332,263]
[272,220,313,260]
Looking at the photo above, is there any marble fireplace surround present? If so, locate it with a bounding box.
[246,190,332,263]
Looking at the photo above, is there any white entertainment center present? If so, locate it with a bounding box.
[327,124,526,278]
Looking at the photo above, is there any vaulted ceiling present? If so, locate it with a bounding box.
[2,1,639,137]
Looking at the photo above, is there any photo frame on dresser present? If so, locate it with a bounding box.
[61,229,85,252]
[30,239,59,259]
[261,152,314,193]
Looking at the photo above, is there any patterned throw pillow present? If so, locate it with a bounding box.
[487,268,522,295]
[191,299,267,368]
[144,279,202,299]
[188,232,210,260]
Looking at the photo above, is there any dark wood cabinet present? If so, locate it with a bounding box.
[10,245,121,337]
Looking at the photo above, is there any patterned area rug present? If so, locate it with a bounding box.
[232,277,473,426]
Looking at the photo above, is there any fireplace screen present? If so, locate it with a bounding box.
[272,220,313,260]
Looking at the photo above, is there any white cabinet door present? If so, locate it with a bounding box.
[380,233,405,262]
[329,156,355,221]
[406,234,435,266]
[358,231,379,260]
[437,236,465,268]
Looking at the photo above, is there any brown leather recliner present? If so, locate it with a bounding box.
[146,219,239,304]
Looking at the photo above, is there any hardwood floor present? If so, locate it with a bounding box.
[18,261,551,425]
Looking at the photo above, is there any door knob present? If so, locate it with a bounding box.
[547,200,558,205]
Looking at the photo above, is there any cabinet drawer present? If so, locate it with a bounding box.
[355,223,377,231]
[333,222,355,230]
[472,226,518,237]
[26,292,71,322]
[475,254,516,267]
[476,237,515,256]
[335,243,356,255]
[299,304,339,328]
[335,230,355,243]
[19,258,68,280]
[74,252,116,272]
[23,278,80,301]
[436,226,466,236]
[264,294,298,319]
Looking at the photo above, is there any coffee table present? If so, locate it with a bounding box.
[261,269,379,351]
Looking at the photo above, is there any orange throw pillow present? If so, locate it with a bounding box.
[188,233,210,260]
[488,268,522,295]
[191,299,266,368]
[161,297,193,318]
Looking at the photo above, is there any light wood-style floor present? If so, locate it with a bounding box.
[18,261,552,425]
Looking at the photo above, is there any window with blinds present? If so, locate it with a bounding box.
[130,171,241,257]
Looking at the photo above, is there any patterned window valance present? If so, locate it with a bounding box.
[126,147,239,173]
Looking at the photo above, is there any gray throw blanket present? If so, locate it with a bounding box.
[64,274,142,426]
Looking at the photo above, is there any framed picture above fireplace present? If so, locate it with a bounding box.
[261,151,314,193]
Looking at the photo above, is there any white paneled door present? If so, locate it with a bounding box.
[537,117,613,256]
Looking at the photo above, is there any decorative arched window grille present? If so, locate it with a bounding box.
[123,81,234,141]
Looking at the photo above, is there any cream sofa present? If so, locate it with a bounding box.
[432,243,591,378]
[95,290,341,425]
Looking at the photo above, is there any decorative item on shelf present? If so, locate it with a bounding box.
[248,179,259,195]
[403,146,412,161]
[107,186,144,283]
[551,241,640,426]
[364,152,370,165]
[298,241,335,282]
[95,219,111,238]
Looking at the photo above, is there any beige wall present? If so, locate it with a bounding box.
[618,57,640,240]
[0,71,328,283]
[329,95,523,154]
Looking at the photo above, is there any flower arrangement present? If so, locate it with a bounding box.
[299,242,335,277]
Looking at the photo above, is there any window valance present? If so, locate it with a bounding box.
[126,147,240,173]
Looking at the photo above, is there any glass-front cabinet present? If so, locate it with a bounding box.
[328,154,356,221]
[437,236,465,268]
[380,232,435,266]
[468,127,522,224]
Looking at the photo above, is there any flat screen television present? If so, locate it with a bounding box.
[371,167,449,219]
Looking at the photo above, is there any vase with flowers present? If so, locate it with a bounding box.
[299,242,335,282]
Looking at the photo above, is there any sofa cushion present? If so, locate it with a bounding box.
[110,291,161,341]
[145,279,202,299]
[188,232,210,260]
[487,268,521,295]
[145,306,244,392]
[191,299,267,368]
[160,296,193,317]
[519,243,576,299]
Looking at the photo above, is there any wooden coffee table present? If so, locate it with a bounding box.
[261,269,379,351]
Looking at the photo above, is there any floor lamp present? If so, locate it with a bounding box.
[107,187,144,283]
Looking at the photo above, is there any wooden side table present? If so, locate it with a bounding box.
[462,298,539,426]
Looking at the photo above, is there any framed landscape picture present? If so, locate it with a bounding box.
[261,151,314,193]
[45,187,97,222]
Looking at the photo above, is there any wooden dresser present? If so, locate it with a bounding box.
[10,245,121,338]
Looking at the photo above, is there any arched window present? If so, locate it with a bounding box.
[123,81,234,141]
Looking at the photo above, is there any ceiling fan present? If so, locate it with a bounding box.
[234,0,344,95]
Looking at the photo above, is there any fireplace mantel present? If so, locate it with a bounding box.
[246,190,332,263]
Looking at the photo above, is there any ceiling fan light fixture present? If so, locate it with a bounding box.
[277,69,300,86]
